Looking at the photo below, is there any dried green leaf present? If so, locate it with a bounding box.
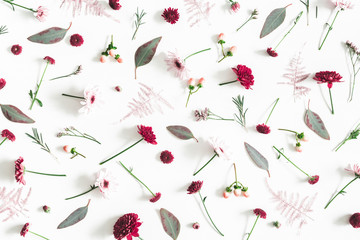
[160,208,181,240]
[166,125,198,142]
[244,142,270,177]
[260,5,291,38]
[0,104,35,123]
[58,200,90,229]
[27,24,71,44]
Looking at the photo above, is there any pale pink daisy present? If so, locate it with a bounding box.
[94,169,119,198]
[35,6,48,22]
[164,51,189,80]
[209,137,231,160]
[334,0,353,10]
[345,164,360,177]
[79,86,102,114]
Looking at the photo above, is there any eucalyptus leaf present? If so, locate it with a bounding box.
[28,24,71,44]
[304,107,330,140]
[260,5,291,38]
[244,142,270,177]
[58,200,90,229]
[0,104,35,123]
[166,125,198,142]
[160,208,181,240]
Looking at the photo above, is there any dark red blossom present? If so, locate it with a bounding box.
[44,56,55,65]
[160,150,174,164]
[266,47,278,57]
[2,129,15,141]
[161,7,180,24]
[0,78,5,90]
[193,222,200,229]
[109,0,121,10]
[20,223,29,237]
[308,175,319,185]
[15,157,26,185]
[187,180,203,194]
[11,44,22,55]
[137,125,157,145]
[149,192,161,203]
[70,34,84,47]
[232,64,254,89]
[350,213,360,228]
[313,71,342,88]
[113,213,142,240]
[256,124,271,134]
[253,208,267,219]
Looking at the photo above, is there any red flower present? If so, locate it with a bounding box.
[313,71,342,88]
[231,2,240,13]
[193,222,200,229]
[44,56,55,65]
[1,129,16,141]
[0,78,5,90]
[350,213,360,228]
[160,150,174,164]
[11,44,22,55]
[232,65,254,89]
[20,223,29,237]
[266,47,278,57]
[187,180,203,194]
[253,208,267,219]
[109,0,121,10]
[137,125,157,145]
[256,124,271,134]
[308,175,319,185]
[113,213,142,240]
[149,192,161,203]
[15,157,26,185]
[70,34,84,47]
[161,7,180,24]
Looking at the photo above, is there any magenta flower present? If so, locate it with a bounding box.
[256,98,280,134]
[149,192,162,203]
[20,222,49,239]
[0,78,5,90]
[161,7,180,24]
[11,44,22,55]
[219,65,255,89]
[160,150,174,164]
[1,129,16,146]
[266,47,278,57]
[70,34,84,47]
[230,1,240,13]
[109,0,121,10]
[247,208,267,240]
[308,175,319,184]
[113,213,142,240]
[350,213,360,228]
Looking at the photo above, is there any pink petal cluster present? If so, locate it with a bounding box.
[232,64,255,89]
[137,125,157,145]
[35,6,48,22]
[113,213,142,240]
[94,169,119,198]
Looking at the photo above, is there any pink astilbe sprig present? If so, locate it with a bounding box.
[184,0,214,27]
[0,187,31,222]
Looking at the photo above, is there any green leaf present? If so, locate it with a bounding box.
[58,200,90,229]
[160,208,181,240]
[260,5,291,38]
[0,104,35,123]
[29,90,33,99]
[244,142,270,177]
[27,24,71,44]
[166,125,198,142]
[304,107,330,140]
[35,98,43,107]
[134,36,162,79]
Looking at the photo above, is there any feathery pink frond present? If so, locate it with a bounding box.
[0,187,31,222]
[184,0,215,27]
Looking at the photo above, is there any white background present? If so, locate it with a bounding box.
[1,0,360,239]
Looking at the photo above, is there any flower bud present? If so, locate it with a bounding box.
[100,55,107,63]
[295,142,302,152]
[218,33,225,44]
[223,191,231,199]
[193,222,200,229]
[116,57,123,63]
[229,46,237,54]
[115,86,122,92]
[43,205,50,213]
[241,190,250,198]
[231,2,240,13]
[63,145,71,153]
[197,77,205,87]
[234,188,241,197]
[0,78,6,90]
[109,49,116,57]
[273,221,281,228]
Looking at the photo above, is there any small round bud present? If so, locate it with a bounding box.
[63,145,71,153]
[193,222,200,229]
[43,205,50,213]
[273,221,281,228]
[350,213,360,228]
[188,78,195,86]
[218,33,224,41]
[109,49,116,57]
[197,77,205,87]
[241,190,250,198]
[234,188,241,197]
[115,86,122,92]
[223,191,231,199]
[295,142,302,152]
[117,57,123,63]
[100,55,107,63]
[230,46,237,54]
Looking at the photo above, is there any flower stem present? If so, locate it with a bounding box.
[220,43,225,56]
[184,48,211,62]
[328,88,334,114]
[2,0,36,12]
[218,55,227,63]
[137,237,144,240]
[185,90,192,108]
[278,128,298,135]
[65,186,98,200]
[119,161,155,196]
[49,73,73,81]
[246,215,259,240]
[236,17,252,32]
[30,61,49,110]
[265,98,280,125]
[29,231,49,240]
[0,138,7,146]
[273,146,310,177]
[319,10,340,50]
[233,163,238,186]
[99,138,143,165]
[219,80,237,86]
[198,192,224,236]
[335,138,349,152]
[274,11,303,51]
[324,177,358,209]
[62,93,85,100]
[193,153,218,176]
[25,170,66,177]
[207,117,234,121]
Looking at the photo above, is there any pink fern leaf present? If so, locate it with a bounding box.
[0,187,31,222]
[184,0,215,27]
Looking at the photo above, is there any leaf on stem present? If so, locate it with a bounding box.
[260,5,291,38]
[244,142,270,177]
[160,208,181,240]
[0,104,35,123]
[166,125,198,142]
[58,200,91,229]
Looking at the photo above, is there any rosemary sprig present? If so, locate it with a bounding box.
[57,126,101,145]
[0,25,8,35]
[132,7,146,40]
[232,94,248,128]
[26,128,52,154]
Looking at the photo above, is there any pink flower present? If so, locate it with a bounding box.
[44,56,55,65]
[231,2,240,13]
[11,44,22,55]
[94,169,119,198]
[79,86,102,114]
[70,34,84,47]
[35,6,48,22]
[256,124,271,134]
[160,150,174,164]
[0,78,5,90]
[100,55,107,63]
[187,180,203,194]
[232,64,255,89]
[350,213,360,228]
[345,164,360,177]
[109,0,122,10]
[308,175,319,185]
[137,125,157,145]
[192,222,200,229]
[161,7,180,24]
[165,51,189,80]
[209,137,230,160]
[20,223,30,237]
[1,129,16,141]
[15,157,26,185]
[113,213,142,240]
[266,47,278,57]
[253,208,267,219]
[313,71,343,88]
[234,189,241,197]
[334,0,352,10]
[149,192,161,203]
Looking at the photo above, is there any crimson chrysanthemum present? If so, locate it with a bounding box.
[149,192,161,203]
[313,71,342,88]
[350,213,360,228]
[308,175,319,185]
[256,124,271,134]
[161,7,180,24]
[109,0,121,10]
[20,223,29,237]
[44,56,55,65]
[0,78,5,90]
[266,47,278,57]
[137,125,157,145]
[70,34,84,47]
[187,180,203,194]
[160,150,174,164]
[232,65,255,89]
[2,129,16,141]
[113,213,142,240]
[253,208,267,219]
[11,44,22,55]
[15,157,26,185]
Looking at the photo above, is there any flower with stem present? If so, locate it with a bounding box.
[256,98,280,134]
[2,0,48,21]
[319,0,352,50]
[62,86,102,114]
[266,11,303,57]
[63,145,86,159]
[236,9,258,31]
[223,163,248,198]
[246,208,266,240]
[0,129,15,146]
[29,56,55,110]
[20,223,49,239]
[99,125,157,165]
[187,181,224,236]
[132,8,146,40]
[278,128,307,152]
[273,146,319,184]
[324,164,360,209]
[217,33,236,63]
[335,122,360,151]
[186,78,204,107]
[49,65,82,81]
[219,64,254,89]
[57,126,101,144]
[100,35,122,63]
[228,0,240,13]
[194,107,234,121]
[119,161,161,203]
[345,41,360,101]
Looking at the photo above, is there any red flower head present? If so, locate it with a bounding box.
[2,129,16,141]
[253,208,267,219]
[109,0,121,10]
[149,192,161,203]
[15,157,26,185]
[70,34,84,47]
[313,71,342,88]
[256,124,271,134]
[44,56,55,65]
[187,180,203,194]
[161,7,180,24]
[160,150,174,164]
[308,175,319,185]
[11,44,22,55]
[20,223,30,237]
[193,222,200,229]
[0,78,5,90]
[113,213,142,240]
[231,2,240,13]
[137,125,157,145]
[232,65,255,89]
[266,47,278,57]
[350,213,360,228]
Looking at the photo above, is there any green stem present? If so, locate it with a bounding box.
[185,90,192,108]
[199,192,224,236]
[246,215,259,240]
[29,231,49,240]
[349,55,358,101]
[65,186,98,200]
[220,43,225,56]
[25,170,66,177]
[30,61,49,110]
[62,93,85,100]
[132,27,139,41]
[184,48,211,62]
[99,138,143,165]
[329,88,334,114]
[0,138,7,146]
[265,98,280,125]
[137,237,143,240]
[119,161,155,196]
[234,163,238,187]
[219,80,237,86]
[2,0,36,12]
[207,117,234,121]
[324,177,358,209]
[218,55,227,63]
[193,153,218,176]
[49,73,73,81]
[273,146,310,177]
[319,10,340,50]
[62,134,101,145]
[278,128,298,135]
[335,138,349,152]
[236,17,252,32]
[274,11,303,51]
